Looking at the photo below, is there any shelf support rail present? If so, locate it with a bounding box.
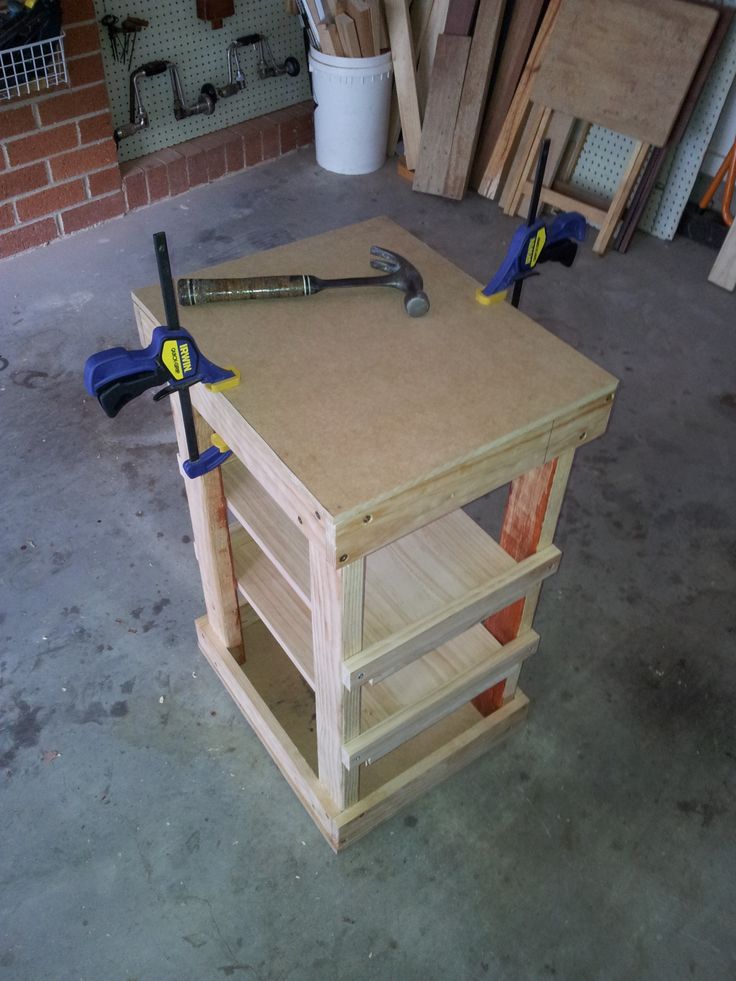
[342,630,539,768]
[342,545,560,690]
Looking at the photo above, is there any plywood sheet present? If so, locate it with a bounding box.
[532,0,718,148]
[133,218,616,519]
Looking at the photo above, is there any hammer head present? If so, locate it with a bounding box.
[370,245,430,317]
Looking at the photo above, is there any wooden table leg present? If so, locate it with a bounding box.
[171,400,244,664]
[310,544,365,810]
[474,448,575,716]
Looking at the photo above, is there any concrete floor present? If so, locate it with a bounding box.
[1,148,734,981]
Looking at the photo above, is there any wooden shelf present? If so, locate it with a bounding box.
[226,458,559,699]
[229,523,523,720]
[230,527,315,687]
[196,610,529,848]
[223,461,310,607]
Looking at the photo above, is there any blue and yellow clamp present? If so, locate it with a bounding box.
[84,232,239,479]
[476,211,587,306]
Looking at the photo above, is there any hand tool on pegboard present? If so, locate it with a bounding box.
[177,246,431,317]
[121,16,149,70]
[476,138,587,309]
[99,13,148,68]
[99,14,120,62]
[84,233,240,479]
[235,33,300,78]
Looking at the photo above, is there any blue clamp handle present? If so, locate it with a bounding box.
[478,211,587,302]
[547,211,587,244]
[84,231,240,481]
[84,325,237,419]
[84,324,239,480]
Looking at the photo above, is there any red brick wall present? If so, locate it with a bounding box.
[0,0,123,260]
[0,2,315,261]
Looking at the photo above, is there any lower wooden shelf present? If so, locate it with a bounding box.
[196,608,529,850]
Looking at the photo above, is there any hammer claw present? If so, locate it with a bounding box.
[370,258,395,273]
[370,245,400,271]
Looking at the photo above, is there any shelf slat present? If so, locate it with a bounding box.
[223,460,311,607]
[365,508,514,638]
[346,630,538,767]
[227,484,555,701]
[348,544,559,688]
[230,527,315,688]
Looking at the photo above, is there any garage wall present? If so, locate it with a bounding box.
[0,1,314,260]
[96,0,311,163]
[0,0,123,259]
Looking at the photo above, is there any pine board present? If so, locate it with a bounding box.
[346,0,376,55]
[470,0,544,190]
[444,0,506,199]
[708,219,736,291]
[384,0,422,170]
[413,33,472,194]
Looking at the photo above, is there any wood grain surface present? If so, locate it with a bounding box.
[133,218,617,521]
[532,0,718,147]
[413,33,472,194]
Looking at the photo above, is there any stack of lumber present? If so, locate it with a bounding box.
[495,0,719,254]
[384,0,729,258]
[385,0,549,190]
[295,0,388,57]
[412,0,505,198]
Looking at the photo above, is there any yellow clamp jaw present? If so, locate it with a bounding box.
[206,367,241,393]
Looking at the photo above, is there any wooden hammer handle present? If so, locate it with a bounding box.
[177,275,314,306]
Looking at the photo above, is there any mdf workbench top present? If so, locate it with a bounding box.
[133,217,617,559]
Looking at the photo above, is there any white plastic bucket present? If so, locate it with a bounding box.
[308,47,393,175]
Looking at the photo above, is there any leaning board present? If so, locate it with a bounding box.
[709,218,736,291]
[532,0,718,148]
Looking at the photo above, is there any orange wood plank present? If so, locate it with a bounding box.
[473,457,558,715]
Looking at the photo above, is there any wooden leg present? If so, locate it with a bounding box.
[474,449,574,716]
[556,119,591,184]
[517,111,576,219]
[171,400,244,664]
[501,103,551,215]
[310,545,365,809]
[592,140,651,255]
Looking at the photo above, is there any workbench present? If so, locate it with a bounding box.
[132,217,618,850]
